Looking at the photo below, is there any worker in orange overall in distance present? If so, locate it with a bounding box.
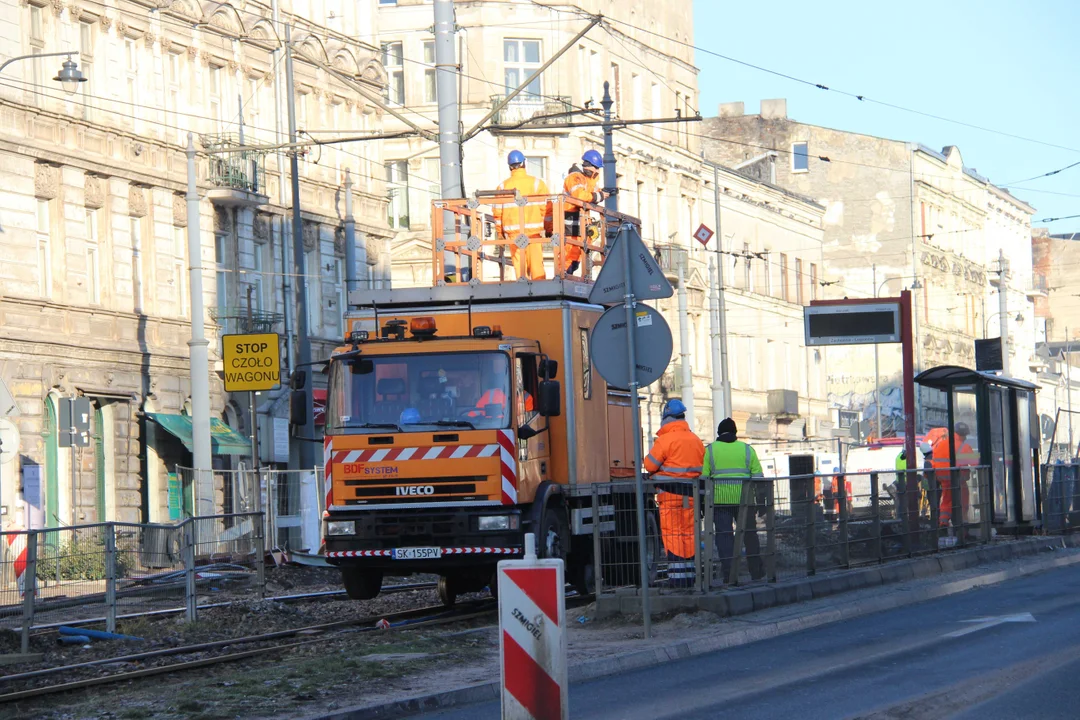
[643,399,704,588]
[493,150,549,281]
[559,149,608,276]
[932,422,976,529]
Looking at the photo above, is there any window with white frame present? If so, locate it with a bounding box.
[526,157,546,183]
[305,247,320,332]
[762,249,772,296]
[85,209,100,305]
[588,50,599,102]
[632,73,642,118]
[381,42,404,104]
[36,199,51,298]
[503,39,541,100]
[423,40,436,104]
[215,234,228,316]
[130,217,143,312]
[386,160,409,229]
[792,142,809,172]
[651,82,660,138]
[167,51,183,144]
[742,242,752,291]
[29,5,44,107]
[252,242,266,312]
[423,157,441,198]
[208,64,223,127]
[246,76,261,134]
[333,258,345,336]
[78,20,94,119]
[174,225,187,317]
[125,37,139,121]
[610,62,621,117]
[810,262,818,300]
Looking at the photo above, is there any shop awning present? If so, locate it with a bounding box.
[146,413,250,455]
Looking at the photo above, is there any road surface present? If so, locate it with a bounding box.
[418,557,1080,719]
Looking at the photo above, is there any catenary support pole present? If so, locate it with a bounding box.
[677,255,694,428]
[873,265,881,438]
[343,169,357,295]
[999,249,1010,377]
[433,0,462,280]
[603,80,650,637]
[709,257,722,426]
[186,134,213,513]
[285,25,315,470]
[711,163,731,419]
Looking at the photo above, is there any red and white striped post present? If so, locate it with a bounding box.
[498,533,567,720]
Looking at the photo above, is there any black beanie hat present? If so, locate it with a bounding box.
[717,417,737,436]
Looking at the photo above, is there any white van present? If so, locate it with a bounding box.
[838,441,928,517]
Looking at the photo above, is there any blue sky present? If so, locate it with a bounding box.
[692,0,1080,235]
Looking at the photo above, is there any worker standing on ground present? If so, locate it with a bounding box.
[560,150,608,276]
[493,150,549,281]
[703,418,766,582]
[643,399,703,587]
[932,422,975,529]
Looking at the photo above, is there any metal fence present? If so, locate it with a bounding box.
[592,466,994,596]
[0,513,263,654]
[1043,462,1080,534]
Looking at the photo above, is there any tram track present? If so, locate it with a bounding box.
[0,598,498,704]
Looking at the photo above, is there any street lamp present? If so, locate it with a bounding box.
[0,51,87,95]
[983,311,1024,338]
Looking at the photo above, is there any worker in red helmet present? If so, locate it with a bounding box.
[558,149,609,276]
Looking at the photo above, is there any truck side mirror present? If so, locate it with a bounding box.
[290,391,308,426]
[290,370,307,390]
[539,358,559,380]
[537,379,561,417]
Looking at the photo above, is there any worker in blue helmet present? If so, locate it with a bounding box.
[560,149,609,276]
[643,397,704,587]
[494,150,550,280]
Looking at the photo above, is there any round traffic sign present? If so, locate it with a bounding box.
[589,305,673,390]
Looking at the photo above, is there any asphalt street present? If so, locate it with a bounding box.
[417,558,1080,720]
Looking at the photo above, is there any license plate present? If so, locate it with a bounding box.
[392,546,442,560]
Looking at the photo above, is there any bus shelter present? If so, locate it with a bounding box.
[915,366,1040,530]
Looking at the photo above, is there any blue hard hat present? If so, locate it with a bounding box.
[662,399,687,419]
[400,408,421,425]
[507,150,526,166]
[582,149,603,169]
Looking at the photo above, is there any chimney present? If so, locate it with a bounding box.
[718,101,745,118]
[760,99,787,119]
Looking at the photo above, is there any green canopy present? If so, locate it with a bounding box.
[146,413,250,455]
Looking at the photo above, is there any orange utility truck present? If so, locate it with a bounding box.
[315,193,658,604]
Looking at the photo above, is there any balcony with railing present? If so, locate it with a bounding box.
[201,133,269,207]
[488,94,574,129]
[209,307,284,337]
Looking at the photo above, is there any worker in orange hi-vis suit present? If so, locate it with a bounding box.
[559,149,608,275]
[493,150,549,281]
[932,422,976,528]
[643,399,704,588]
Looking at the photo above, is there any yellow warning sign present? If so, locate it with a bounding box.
[222,333,281,392]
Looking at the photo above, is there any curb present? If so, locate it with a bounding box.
[301,537,1080,720]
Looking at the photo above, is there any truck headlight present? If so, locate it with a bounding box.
[326,520,355,536]
[478,515,518,531]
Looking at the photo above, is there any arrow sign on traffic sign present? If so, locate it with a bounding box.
[588,225,673,305]
[694,224,714,247]
[944,612,1035,638]
[0,379,19,418]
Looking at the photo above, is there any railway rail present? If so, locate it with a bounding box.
[0,597,498,704]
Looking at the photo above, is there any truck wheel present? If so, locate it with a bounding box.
[437,575,457,607]
[341,569,383,600]
[643,511,661,586]
[539,505,568,562]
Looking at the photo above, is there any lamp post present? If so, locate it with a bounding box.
[0,52,87,94]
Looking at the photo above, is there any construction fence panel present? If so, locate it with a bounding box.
[260,467,324,554]
[1042,463,1080,534]
[594,467,995,597]
[190,512,265,612]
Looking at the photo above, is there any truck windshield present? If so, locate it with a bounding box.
[326,351,512,432]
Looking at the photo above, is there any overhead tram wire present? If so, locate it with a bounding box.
[528,1,1080,156]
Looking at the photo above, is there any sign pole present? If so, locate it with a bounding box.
[900,290,918,549]
[620,229,652,639]
[249,391,260,472]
